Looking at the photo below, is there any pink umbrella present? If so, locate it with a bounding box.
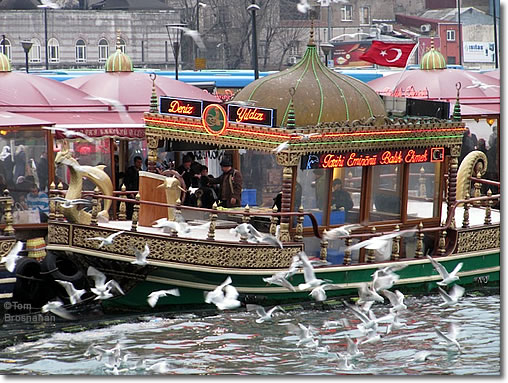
[367,69,500,105]
[64,72,220,107]
[481,69,500,80]
[0,72,106,110]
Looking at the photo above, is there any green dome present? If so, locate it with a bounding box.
[233,40,386,127]
[420,45,446,70]
[105,49,133,72]
[0,52,11,72]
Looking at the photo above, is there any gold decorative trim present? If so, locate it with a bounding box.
[65,225,303,269]
[48,223,71,245]
[455,226,500,253]
[0,238,16,259]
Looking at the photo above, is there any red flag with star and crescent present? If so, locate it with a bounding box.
[360,40,417,68]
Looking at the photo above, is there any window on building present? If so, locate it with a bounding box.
[447,56,456,64]
[75,39,87,63]
[446,29,456,41]
[0,38,11,60]
[48,38,59,63]
[360,6,370,25]
[289,41,299,57]
[98,38,109,62]
[28,39,41,63]
[341,5,353,21]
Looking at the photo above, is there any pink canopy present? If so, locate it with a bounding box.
[0,72,106,111]
[64,72,220,106]
[367,69,500,111]
[481,69,500,80]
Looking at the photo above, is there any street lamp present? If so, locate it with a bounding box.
[320,42,334,67]
[21,40,33,73]
[247,0,260,80]
[165,23,187,80]
[195,1,207,63]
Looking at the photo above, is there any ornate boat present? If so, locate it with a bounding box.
[15,36,500,315]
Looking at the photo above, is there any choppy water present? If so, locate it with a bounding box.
[0,293,500,375]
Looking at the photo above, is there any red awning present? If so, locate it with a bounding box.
[0,111,55,128]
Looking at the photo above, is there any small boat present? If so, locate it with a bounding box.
[16,38,500,315]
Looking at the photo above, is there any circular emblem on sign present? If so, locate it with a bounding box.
[202,104,228,135]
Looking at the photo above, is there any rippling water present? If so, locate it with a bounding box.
[0,293,500,375]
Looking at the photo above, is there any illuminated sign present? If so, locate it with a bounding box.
[227,104,276,127]
[202,104,228,135]
[301,147,444,169]
[159,97,203,118]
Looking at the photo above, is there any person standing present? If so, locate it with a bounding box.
[331,179,353,221]
[124,156,142,219]
[26,184,49,223]
[210,158,242,208]
[36,151,49,192]
[14,145,26,181]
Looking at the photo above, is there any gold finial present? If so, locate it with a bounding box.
[430,36,434,50]
[116,30,121,51]
[149,73,158,113]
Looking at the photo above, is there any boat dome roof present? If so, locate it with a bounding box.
[233,34,386,127]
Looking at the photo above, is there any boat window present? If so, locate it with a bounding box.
[331,166,362,224]
[295,167,330,227]
[369,164,402,222]
[239,150,282,208]
[0,130,48,224]
[407,162,441,220]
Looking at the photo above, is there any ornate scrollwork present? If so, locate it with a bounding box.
[455,227,500,253]
[0,239,16,259]
[70,226,303,268]
[276,152,301,167]
[48,224,71,245]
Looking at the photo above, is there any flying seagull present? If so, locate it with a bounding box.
[131,243,150,266]
[87,231,125,248]
[147,288,180,308]
[426,254,463,286]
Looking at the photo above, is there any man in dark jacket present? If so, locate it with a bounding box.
[210,158,242,208]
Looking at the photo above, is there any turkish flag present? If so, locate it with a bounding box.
[360,40,417,68]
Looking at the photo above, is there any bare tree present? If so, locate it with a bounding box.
[273,27,308,70]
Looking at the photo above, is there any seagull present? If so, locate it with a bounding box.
[296,0,311,13]
[382,289,407,313]
[297,251,328,290]
[204,276,232,304]
[84,96,134,124]
[437,284,465,307]
[258,234,283,248]
[372,270,400,292]
[87,266,125,300]
[293,132,320,140]
[152,218,190,235]
[1,241,23,272]
[131,243,150,265]
[86,231,124,248]
[42,126,95,143]
[323,224,362,241]
[344,301,387,333]
[171,26,206,50]
[410,350,433,362]
[426,255,463,286]
[273,141,290,153]
[147,288,180,308]
[434,322,461,352]
[225,100,258,107]
[357,282,384,304]
[344,336,364,359]
[335,354,356,371]
[246,304,284,323]
[51,196,92,209]
[285,322,319,348]
[230,223,263,242]
[346,228,417,259]
[385,311,407,334]
[208,284,241,310]
[309,284,335,302]
[41,299,76,320]
[146,361,171,374]
[55,280,86,305]
[262,271,297,292]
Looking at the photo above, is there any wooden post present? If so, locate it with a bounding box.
[3,189,14,236]
[48,181,56,221]
[90,187,99,226]
[207,202,218,240]
[484,189,492,225]
[147,136,159,174]
[118,184,127,221]
[447,147,460,228]
[294,205,304,242]
[240,205,250,243]
[269,205,278,237]
[320,238,328,261]
[462,192,470,228]
[438,227,447,256]
[56,182,64,221]
[391,224,400,261]
[415,222,424,258]
[131,193,140,232]
[473,171,482,206]
[279,166,293,243]
[366,226,376,263]
[343,237,352,265]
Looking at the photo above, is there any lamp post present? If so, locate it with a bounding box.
[247,0,260,80]
[320,42,334,67]
[165,23,187,80]
[21,40,33,73]
[195,1,206,64]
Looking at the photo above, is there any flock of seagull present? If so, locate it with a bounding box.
[1,218,467,373]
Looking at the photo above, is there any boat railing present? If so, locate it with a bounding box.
[48,187,499,264]
[0,189,15,237]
